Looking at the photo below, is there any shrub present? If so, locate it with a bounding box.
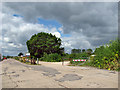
[90,38,120,71]
[40,53,62,62]
[14,56,20,60]
[22,57,26,63]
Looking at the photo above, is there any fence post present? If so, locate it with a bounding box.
[62,58,64,66]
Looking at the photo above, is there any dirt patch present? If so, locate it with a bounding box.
[20,70,25,72]
[55,74,83,82]
[12,74,19,77]
[28,65,61,77]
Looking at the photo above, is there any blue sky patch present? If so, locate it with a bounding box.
[13,14,23,17]
[62,34,71,37]
[38,18,62,29]
[37,18,71,37]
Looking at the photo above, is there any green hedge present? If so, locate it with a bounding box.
[40,53,62,62]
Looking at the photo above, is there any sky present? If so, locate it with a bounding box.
[1,2,118,56]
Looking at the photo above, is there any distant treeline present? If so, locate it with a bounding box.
[71,48,93,55]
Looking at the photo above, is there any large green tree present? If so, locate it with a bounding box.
[18,52,23,56]
[26,32,64,58]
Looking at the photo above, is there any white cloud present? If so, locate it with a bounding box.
[12,16,23,22]
[8,43,17,47]
[2,2,118,55]
[58,27,63,33]
[63,42,72,47]
[4,37,9,42]
[2,8,63,55]
[52,32,61,38]
[2,46,7,49]
[0,37,2,41]
[60,31,92,53]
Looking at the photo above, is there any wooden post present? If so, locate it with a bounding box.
[62,58,64,66]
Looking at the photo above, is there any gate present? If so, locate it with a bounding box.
[62,57,89,66]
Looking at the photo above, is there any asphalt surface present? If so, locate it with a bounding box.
[1,59,118,88]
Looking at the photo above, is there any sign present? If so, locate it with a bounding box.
[73,59,86,61]
[91,55,96,56]
[25,53,30,56]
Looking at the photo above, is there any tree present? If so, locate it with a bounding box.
[78,49,81,53]
[86,49,93,55]
[71,49,76,53]
[18,52,23,56]
[71,49,81,54]
[26,32,64,58]
[82,49,86,53]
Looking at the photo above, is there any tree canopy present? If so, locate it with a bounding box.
[86,49,93,55]
[71,49,81,54]
[82,49,86,53]
[18,52,23,56]
[26,32,64,58]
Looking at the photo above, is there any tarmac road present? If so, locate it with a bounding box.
[1,59,118,88]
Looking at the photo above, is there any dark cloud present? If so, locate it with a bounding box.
[5,2,117,35]
[2,2,118,55]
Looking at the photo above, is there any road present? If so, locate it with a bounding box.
[1,59,118,88]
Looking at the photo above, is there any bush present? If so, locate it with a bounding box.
[22,57,26,63]
[90,38,120,71]
[40,53,62,62]
[6,56,13,58]
[13,56,20,60]
[61,53,70,61]
[69,52,88,59]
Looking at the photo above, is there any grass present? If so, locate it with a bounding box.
[69,61,119,71]
[14,58,41,65]
[22,61,41,65]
